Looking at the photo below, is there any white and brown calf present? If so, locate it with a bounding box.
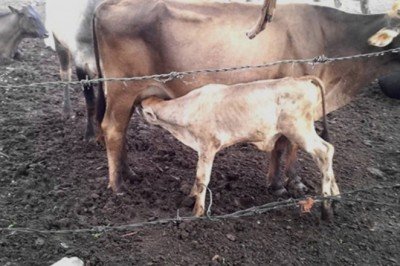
[141,76,340,219]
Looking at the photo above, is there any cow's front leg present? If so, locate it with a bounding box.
[334,0,342,8]
[360,0,370,14]
[102,92,135,193]
[190,149,216,217]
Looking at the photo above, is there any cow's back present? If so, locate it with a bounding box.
[95,0,391,113]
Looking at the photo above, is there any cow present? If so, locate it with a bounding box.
[378,72,400,99]
[140,76,340,219]
[45,0,103,141]
[93,0,400,198]
[0,5,48,60]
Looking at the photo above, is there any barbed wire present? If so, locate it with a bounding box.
[0,47,399,89]
[0,183,398,235]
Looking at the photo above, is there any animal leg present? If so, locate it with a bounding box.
[296,128,340,221]
[76,67,96,142]
[54,37,72,119]
[284,142,309,196]
[267,136,287,196]
[101,90,136,193]
[360,0,370,14]
[191,149,216,217]
[334,0,342,8]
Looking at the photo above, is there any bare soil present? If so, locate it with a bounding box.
[0,37,399,265]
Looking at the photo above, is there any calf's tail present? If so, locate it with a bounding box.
[309,76,329,142]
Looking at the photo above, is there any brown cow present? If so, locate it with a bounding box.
[93,0,400,196]
[140,76,340,218]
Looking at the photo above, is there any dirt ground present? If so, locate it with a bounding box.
[1,2,400,266]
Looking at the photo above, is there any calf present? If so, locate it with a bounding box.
[141,76,340,219]
[0,5,47,60]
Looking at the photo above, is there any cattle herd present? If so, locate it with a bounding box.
[1,0,400,221]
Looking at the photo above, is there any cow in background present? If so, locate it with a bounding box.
[141,76,340,219]
[45,0,103,141]
[0,5,48,60]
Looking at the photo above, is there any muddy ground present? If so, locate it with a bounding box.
[0,22,400,266]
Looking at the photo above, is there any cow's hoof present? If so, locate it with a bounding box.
[287,180,308,197]
[107,179,125,194]
[62,110,73,121]
[321,201,334,222]
[268,186,288,196]
[84,127,96,143]
[123,167,138,183]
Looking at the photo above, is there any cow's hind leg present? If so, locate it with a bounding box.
[268,136,308,196]
[267,136,288,196]
[190,148,216,217]
[54,37,72,119]
[284,142,309,197]
[76,67,96,142]
[293,128,340,220]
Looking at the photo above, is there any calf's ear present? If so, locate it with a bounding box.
[368,28,400,47]
[143,108,158,123]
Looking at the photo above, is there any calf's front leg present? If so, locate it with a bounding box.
[190,150,216,217]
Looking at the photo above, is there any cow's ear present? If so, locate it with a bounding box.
[368,28,400,47]
[8,6,22,15]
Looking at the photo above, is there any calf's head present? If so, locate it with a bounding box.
[9,5,48,39]
[140,96,164,125]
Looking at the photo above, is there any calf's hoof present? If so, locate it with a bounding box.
[321,201,334,221]
[193,202,205,217]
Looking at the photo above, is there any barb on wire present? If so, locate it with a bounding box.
[1,47,400,89]
[0,183,398,235]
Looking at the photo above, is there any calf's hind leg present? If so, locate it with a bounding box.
[291,127,340,220]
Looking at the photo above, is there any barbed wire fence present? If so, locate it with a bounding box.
[1,47,400,89]
[0,183,399,235]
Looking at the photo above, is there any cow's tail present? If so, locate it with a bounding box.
[309,76,330,142]
[92,7,106,128]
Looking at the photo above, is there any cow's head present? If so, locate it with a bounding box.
[369,1,400,47]
[9,5,48,39]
